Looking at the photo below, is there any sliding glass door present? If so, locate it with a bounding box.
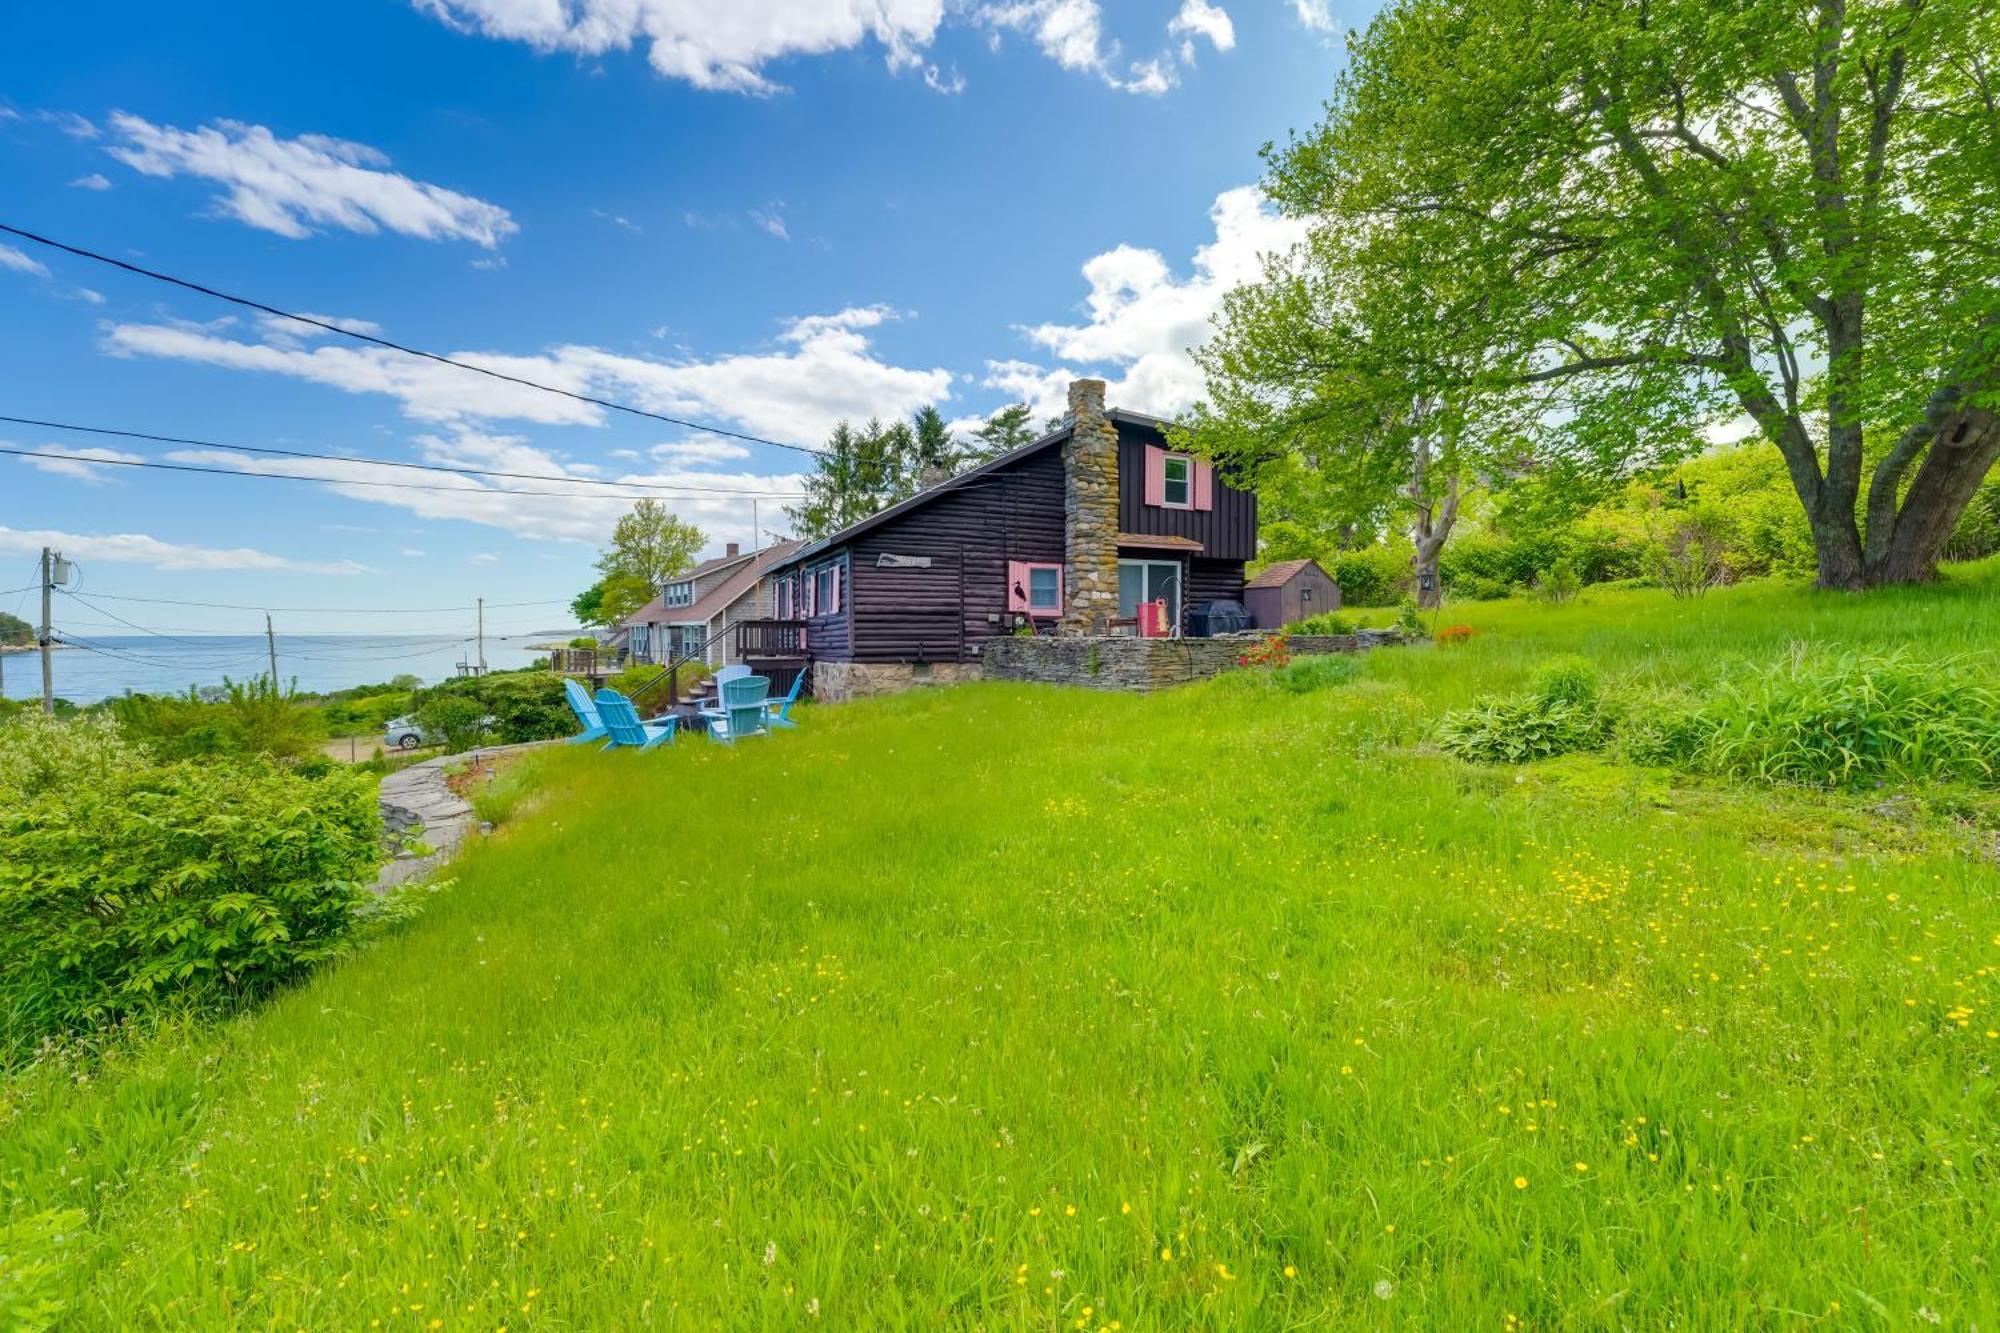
[1117,559,1182,627]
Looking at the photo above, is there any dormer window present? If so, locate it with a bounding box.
[664,581,693,608]
[1161,454,1192,507]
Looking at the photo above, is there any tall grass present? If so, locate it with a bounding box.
[2,561,1997,1327]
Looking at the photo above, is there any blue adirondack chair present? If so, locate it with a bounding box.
[563,677,608,744]
[762,668,807,729]
[594,689,677,752]
[701,675,770,744]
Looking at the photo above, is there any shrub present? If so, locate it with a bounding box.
[1329,547,1411,606]
[108,677,325,762]
[1534,558,1581,604]
[414,693,489,753]
[0,710,148,803]
[1270,653,1360,693]
[415,670,576,747]
[1529,655,1599,707]
[1396,598,1427,637]
[1650,519,1732,598]
[1236,635,1292,670]
[0,755,380,1061]
[1287,610,1356,637]
[1635,650,2000,789]
[1437,694,1608,764]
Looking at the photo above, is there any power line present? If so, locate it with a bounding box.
[0,221,829,458]
[1,413,811,498]
[2,444,806,501]
[74,590,571,614]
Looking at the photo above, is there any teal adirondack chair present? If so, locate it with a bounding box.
[594,689,678,752]
[762,668,807,729]
[701,675,770,744]
[563,678,608,744]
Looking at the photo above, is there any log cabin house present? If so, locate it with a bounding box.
[763,379,1257,702]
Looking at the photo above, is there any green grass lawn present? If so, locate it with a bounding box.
[5,564,1999,1328]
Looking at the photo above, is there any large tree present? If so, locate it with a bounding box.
[788,408,967,538]
[1192,213,1540,607]
[573,499,704,625]
[966,402,1039,461]
[1266,0,2000,589]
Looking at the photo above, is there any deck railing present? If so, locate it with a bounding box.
[625,618,809,712]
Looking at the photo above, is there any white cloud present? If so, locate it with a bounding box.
[593,208,642,233]
[1290,0,1340,34]
[650,439,753,467]
[1169,0,1234,53]
[989,185,1308,418]
[106,303,955,448]
[14,444,144,483]
[0,525,370,574]
[76,288,105,305]
[401,546,428,557]
[0,243,49,277]
[469,551,500,564]
[163,428,811,550]
[416,0,947,95]
[749,205,789,241]
[40,110,98,139]
[104,113,517,247]
[69,172,113,191]
[977,0,1201,94]
[255,310,386,347]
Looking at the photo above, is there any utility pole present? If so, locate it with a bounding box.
[39,546,55,715]
[476,597,486,675]
[266,613,279,689]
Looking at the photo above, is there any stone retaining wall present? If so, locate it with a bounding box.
[980,628,1404,692]
[813,659,984,703]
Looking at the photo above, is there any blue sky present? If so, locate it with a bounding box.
[1,0,1357,634]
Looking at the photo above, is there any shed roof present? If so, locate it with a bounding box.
[1246,558,1330,589]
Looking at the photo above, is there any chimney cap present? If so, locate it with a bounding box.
[1066,378,1108,414]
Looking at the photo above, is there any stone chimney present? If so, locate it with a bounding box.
[1061,379,1121,633]
[725,541,741,559]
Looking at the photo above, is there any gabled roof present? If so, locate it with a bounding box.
[623,539,805,628]
[765,421,1076,573]
[1247,558,1329,589]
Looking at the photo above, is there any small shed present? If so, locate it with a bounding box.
[1245,558,1341,629]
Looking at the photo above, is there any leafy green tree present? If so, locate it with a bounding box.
[0,611,30,647]
[967,403,1038,461]
[789,418,910,538]
[597,498,704,588]
[570,571,655,628]
[906,405,962,489]
[574,499,703,625]
[1276,0,2000,588]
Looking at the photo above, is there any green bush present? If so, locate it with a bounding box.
[1633,651,2000,789]
[1436,694,1609,764]
[1529,655,1599,707]
[0,749,380,1061]
[108,677,325,762]
[1287,609,1356,636]
[1534,558,1581,604]
[1328,547,1411,606]
[1438,656,1607,763]
[414,670,575,747]
[0,711,148,802]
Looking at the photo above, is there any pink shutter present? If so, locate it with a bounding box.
[1144,446,1166,506]
[1193,460,1215,511]
[830,564,843,615]
[803,573,816,618]
[1007,560,1030,613]
[1051,565,1065,613]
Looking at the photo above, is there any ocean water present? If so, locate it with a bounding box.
[1,633,574,706]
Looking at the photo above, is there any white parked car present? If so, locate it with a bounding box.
[381,715,433,750]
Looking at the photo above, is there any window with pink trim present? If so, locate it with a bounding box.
[1007,560,1063,614]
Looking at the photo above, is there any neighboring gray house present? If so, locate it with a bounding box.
[620,539,804,668]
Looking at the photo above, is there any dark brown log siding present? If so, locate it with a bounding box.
[798,551,852,659]
[1185,557,1247,607]
[1115,423,1256,561]
[846,445,1066,662]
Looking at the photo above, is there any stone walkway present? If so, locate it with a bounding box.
[375,740,561,891]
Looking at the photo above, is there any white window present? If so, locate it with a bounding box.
[1027,565,1061,612]
[1162,454,1191,507]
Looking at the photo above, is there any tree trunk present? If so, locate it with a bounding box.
[1864,408,2000,585]
[1809,499,1869,590]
